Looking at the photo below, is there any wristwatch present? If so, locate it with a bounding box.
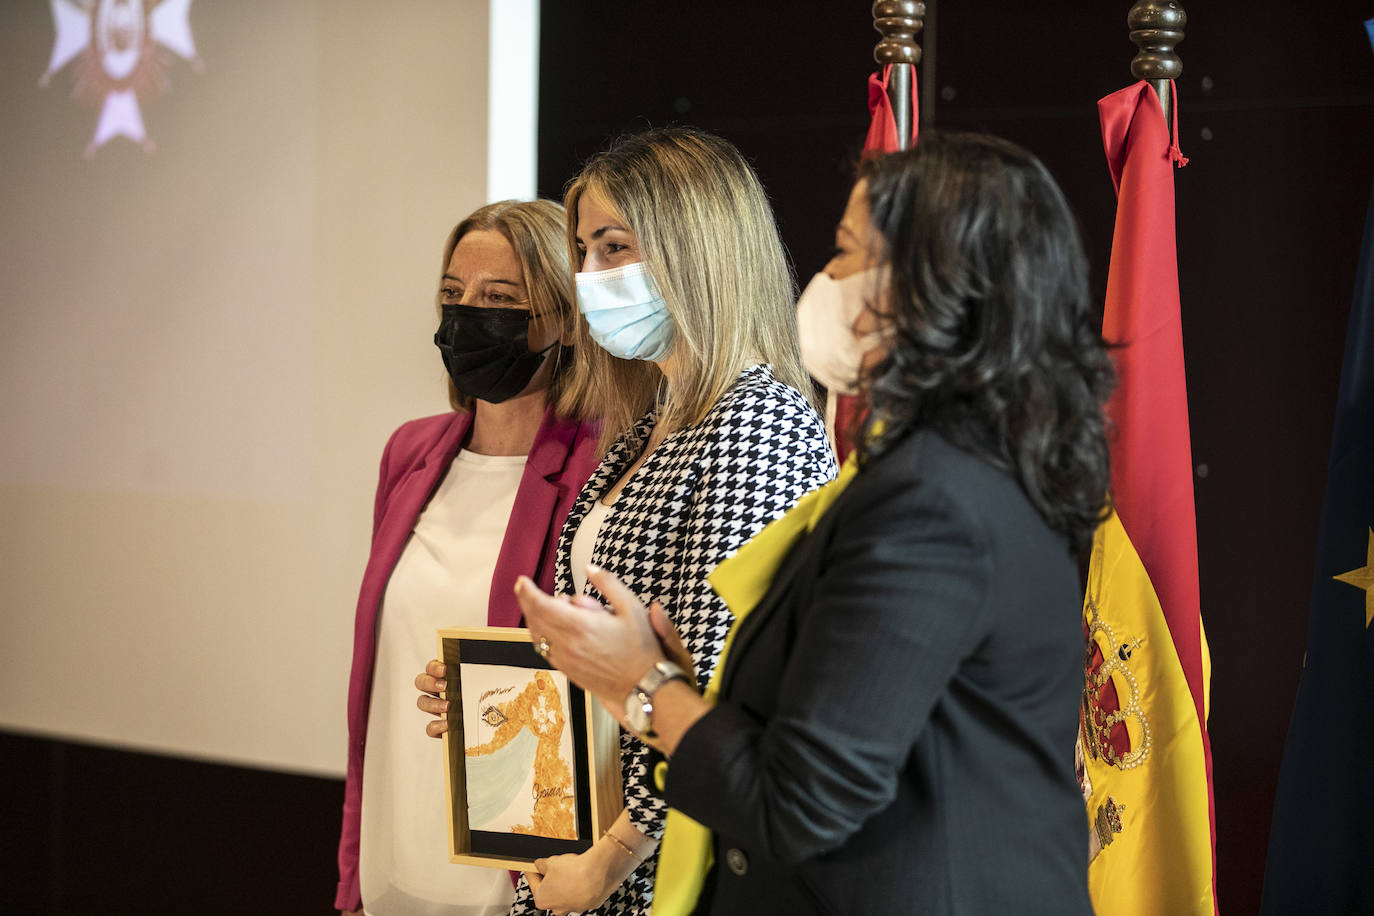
[624,660,690,738]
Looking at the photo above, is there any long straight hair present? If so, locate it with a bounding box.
[564,128,817,452]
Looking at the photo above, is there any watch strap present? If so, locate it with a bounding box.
[637,660,690,697]
[627,661,690,739]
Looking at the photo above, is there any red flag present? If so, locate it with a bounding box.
[1079,80,1217,915]
[863,65,918,156]
[831,65,918,461]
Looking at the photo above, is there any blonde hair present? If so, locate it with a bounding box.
[438,199,586,417]
[564,128,817,451]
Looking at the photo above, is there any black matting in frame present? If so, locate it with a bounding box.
[447,635,595,858]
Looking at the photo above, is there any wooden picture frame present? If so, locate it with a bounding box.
[437,626,622,870]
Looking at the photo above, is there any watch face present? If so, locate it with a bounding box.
[625,689,651,734]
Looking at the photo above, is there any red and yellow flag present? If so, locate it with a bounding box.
[1079,81,1217,915]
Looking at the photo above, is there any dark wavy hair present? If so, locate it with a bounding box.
[855,131,1114,554]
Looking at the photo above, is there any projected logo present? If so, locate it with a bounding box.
[39,0,201,158]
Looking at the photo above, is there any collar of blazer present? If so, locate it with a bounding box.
[709,454,860,698]
[401,404,589,628]
[411,403,577,482]
[524,403,588,481]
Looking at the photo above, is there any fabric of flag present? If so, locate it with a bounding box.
[1079,80,1218,915]
[830,64,918,462]
[862,63,918,156]
[1260,171,1374,911]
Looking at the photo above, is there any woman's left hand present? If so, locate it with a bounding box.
[414,659,449,738]
[524,842,624,916]
[515,567,664,710]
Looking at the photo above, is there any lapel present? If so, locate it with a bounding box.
[719,484,851,697]
[371,412,470,582]
[487,405,580,626]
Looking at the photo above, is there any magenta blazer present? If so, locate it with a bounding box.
[334,405,600,912]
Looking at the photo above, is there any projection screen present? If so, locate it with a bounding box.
[0,0,540,777]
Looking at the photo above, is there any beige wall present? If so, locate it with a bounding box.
[0,0,528,776]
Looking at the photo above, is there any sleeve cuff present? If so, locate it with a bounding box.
[334,875,360,912]
[663,703,757,828]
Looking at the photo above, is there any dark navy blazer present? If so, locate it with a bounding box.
[667,429,1093,916]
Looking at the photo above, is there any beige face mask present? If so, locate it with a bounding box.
[794,265,889,394]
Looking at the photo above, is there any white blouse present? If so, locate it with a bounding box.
[570,499,614,595]
[359,450,526,916]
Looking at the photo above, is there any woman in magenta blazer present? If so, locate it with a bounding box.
[335,200,600,916]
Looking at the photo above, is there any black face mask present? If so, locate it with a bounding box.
[434,304,556,404]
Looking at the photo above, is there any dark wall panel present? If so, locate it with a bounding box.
[0,732,342,915]
[538,2,884,282]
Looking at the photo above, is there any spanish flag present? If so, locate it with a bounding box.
[1079,81,1218,915]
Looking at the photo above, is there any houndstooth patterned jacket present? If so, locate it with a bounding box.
[510,363,837,916]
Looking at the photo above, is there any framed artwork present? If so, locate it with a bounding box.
[437,626,623,869]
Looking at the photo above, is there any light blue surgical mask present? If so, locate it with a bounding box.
[575,261,675,361]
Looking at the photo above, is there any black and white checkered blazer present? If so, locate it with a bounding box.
[509,363,836,916]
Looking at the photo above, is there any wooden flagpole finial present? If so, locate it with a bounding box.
[872,1,924,150]
[1128,1,1186,125]
[872,1,924,67]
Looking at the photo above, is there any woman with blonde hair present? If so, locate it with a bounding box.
[336,199,600,916]
[418,128,836,915]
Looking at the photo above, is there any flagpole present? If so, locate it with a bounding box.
[872,1,924,149]
[830,2,924,462]
[1128,1,1186,132]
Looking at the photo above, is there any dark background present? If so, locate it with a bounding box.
[5,2,1373,913]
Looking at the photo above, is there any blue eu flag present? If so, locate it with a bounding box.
[1261,174,1374,909]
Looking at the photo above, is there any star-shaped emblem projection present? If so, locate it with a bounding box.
[39,0,201,157]
[1332,527,1374,629]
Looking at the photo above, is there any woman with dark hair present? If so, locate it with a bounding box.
[514,131,1113,915]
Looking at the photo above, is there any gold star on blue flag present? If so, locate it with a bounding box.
[1332,528,1374,628]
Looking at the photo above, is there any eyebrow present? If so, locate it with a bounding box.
[576,223,629,244]
[441,273,522,287]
